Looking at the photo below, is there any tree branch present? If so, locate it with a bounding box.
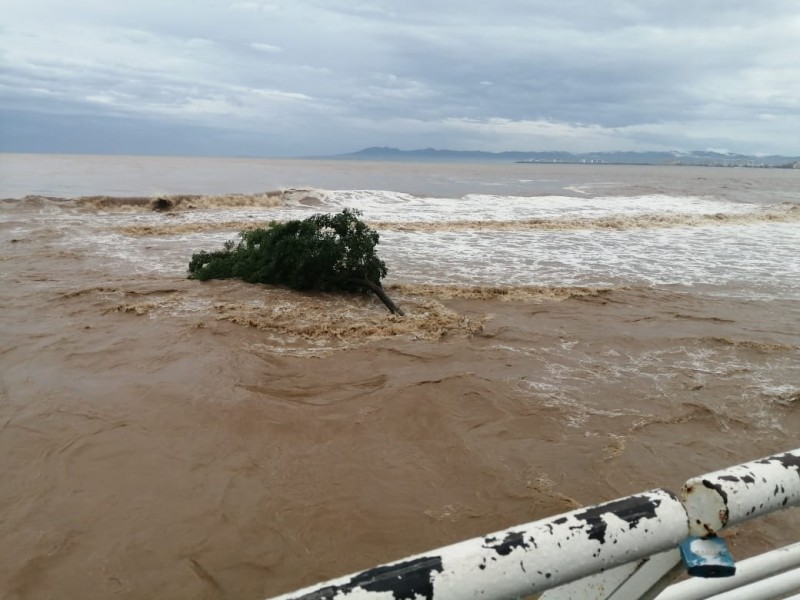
[351,278,404,316]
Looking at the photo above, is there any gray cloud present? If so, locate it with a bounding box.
[1,0,799,156]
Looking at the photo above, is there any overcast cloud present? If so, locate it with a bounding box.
[1,0,799,156]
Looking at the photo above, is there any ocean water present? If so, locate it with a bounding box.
[1,153,799,598]
[3,154,799,297]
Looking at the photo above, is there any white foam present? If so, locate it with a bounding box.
[513,334,799,433]
[377,222,800,299]
[318,190,768,223]
[13,189,799,300]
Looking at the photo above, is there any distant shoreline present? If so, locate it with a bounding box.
[512,160,800,169]
[3,149,799,169]
[329,147,800,169]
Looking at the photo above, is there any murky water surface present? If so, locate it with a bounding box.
[1,154,799,598]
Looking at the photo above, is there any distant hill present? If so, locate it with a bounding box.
[330,147,800,168]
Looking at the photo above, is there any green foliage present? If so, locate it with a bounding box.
[188,209,388,293]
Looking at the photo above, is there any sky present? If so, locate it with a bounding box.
[1,0,799,157]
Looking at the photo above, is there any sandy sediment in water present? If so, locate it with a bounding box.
[371,208,800,232]
[388,283,612,302]
[2,219,800,598]
[112,208,800,237]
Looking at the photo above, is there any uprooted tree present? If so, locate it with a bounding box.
[187,208,403,315]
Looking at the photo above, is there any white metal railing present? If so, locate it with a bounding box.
[266,448,800,600]
[656,543,800,600]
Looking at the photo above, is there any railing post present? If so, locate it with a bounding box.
[682,449,800,536]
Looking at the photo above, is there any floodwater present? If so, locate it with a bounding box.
[1,154,799,598]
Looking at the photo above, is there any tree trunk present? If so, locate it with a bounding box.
[351,278,404,316]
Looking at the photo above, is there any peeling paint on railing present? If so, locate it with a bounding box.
[268,490,688,600]
[682,449,800,537]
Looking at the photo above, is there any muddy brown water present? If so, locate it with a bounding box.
[2,277,799,597]
[1,157,799,598]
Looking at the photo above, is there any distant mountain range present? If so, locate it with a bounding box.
[330,147,800,168]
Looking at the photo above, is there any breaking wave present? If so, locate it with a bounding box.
[112,207,799,237]
[81,191,287,211]
[5,189,328,212]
